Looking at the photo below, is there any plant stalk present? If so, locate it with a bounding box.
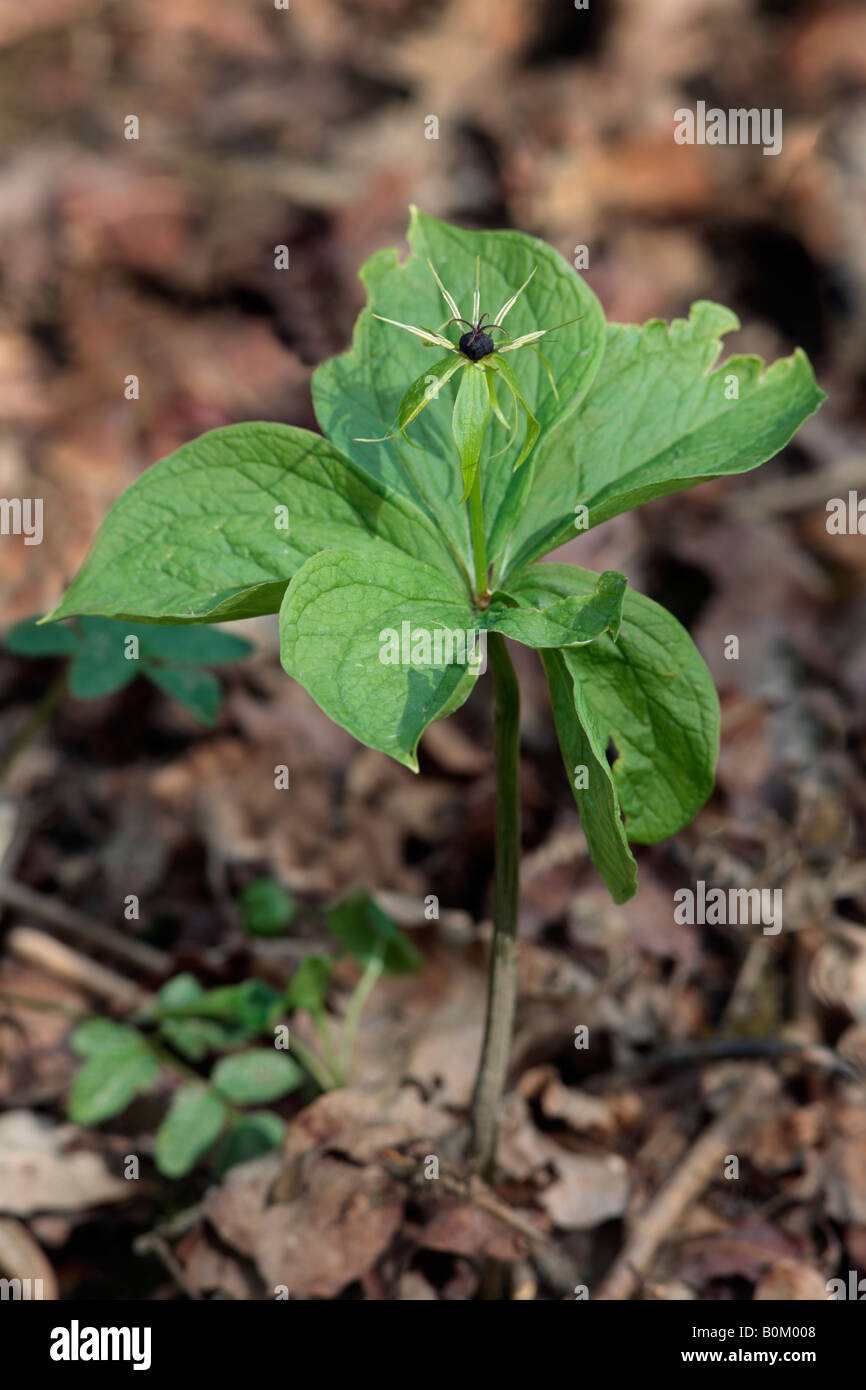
[469,630,521,1178]
[288,1033,340,1092]
[339,948,385,1079]
[467,469,490,606]
[0,673,67,783]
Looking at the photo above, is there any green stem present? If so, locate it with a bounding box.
[468,469,490,606]
[0,673,67,783]
[339,950,385,1080]
[311,1007,340,1076]
[469,631,521,1179]
[288,1033,340,1092]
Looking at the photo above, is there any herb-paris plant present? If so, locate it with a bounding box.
[44,208,825,1174]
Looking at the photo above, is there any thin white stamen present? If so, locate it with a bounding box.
[426,261,461,322]
[492,267,537,327]
[372,314,457,352]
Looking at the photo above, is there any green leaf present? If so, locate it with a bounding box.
[42,424,463,626]
[238,878,297,937]
[513,564,719,844]
[486,570,626,649]
[488,355,539,472]
[501,302,826,578]
[313,206,606,574]
[6,617,77,657]
[451,363,489,501]
[68,1041,159,1125]
[542,648,637,904]
[155,975,234,1061]
[145,663,222,724]
[135,625,253,665]
[154,978,283,1033]
[154,1084,228,1177]
[396,356,464,439]
[164,1024,238,1060]
[326,889,423,974]
[198,980,284,1032]
[69,1018,145,1057]
[68,618,138,698]
[218,1112,286,1173]
[279,544,481,770]
[285,955,333,1013]
[157,972,205,1008]
[211,1049,304,1104]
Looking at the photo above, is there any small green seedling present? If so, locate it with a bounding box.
[67,890,420,1177]
[45,208,824,1174]
[238,877,298,937]
[3,616,252,779]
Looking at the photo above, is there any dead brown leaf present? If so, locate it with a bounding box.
[253,1154,403,1299]
[0,1111,128,1215]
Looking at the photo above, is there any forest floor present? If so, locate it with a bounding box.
[0,0,865,1300]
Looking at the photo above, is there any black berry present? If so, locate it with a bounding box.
[459,328,495,361]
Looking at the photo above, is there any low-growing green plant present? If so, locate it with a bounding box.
[67,890,419,1176]
[2,615,252,778]
[238,876,298,937]
[45,209,824,1174]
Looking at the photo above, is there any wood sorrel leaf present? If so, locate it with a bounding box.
[68,1033,158,1125]
[43,423,462,625]
[219,1112,286,1173]
[145,663,222,725]
[285,955,333,1013]
[67,617,138,698]
[211,1050,304,1105]
[512,564,719,844]
[542,647,637,905]
[326,889,422,974]
[452,363,489,501]
[155,975,241,1060]
[499,302,825,579]
[6,618,77,657]
[154,1084,228,1177]
[133,625,252,664]
[313,206,606,577]
[279,544,481,770]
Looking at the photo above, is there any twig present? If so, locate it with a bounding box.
[7,926,153,1010]
[0,989,89,1021]
[6,926,153,1011]
[603,1036,856,1084]
[721,935,775,1031]
[382,1149,548,1247]
[0,877,170,976]
[595,1067,779,1301]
